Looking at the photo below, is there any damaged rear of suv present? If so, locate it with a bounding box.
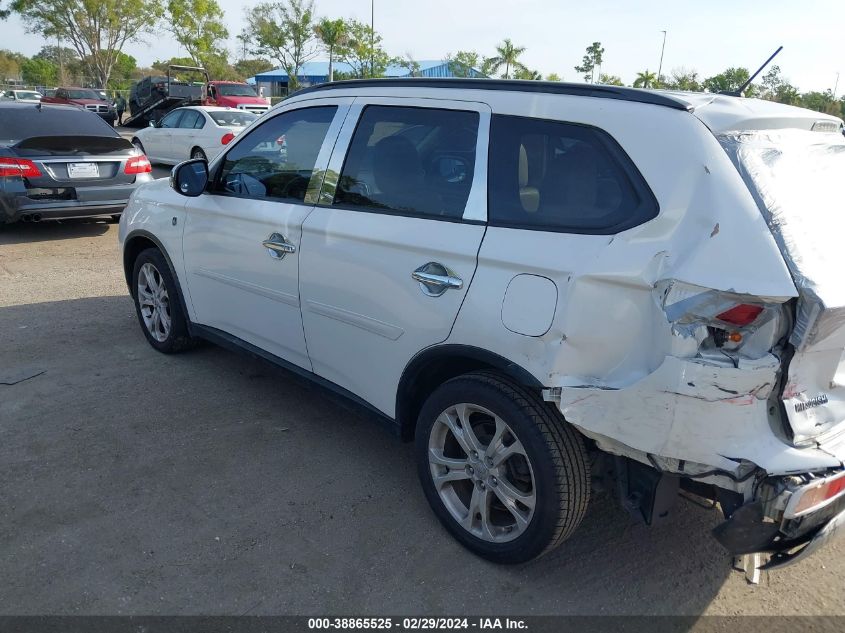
[121,78,845,572]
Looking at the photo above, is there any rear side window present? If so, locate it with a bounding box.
[0,106,119,143]
[178,110,202,129]
[333,105,480,220]
[214,106,336,203]
[488,115,657,234]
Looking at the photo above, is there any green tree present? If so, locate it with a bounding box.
[633,69,657,89]
[166,0,229,70]
[545,72,561,82]
[234,57,274,80]
[313,17,346,82]
[485,39,526,79]
[152,56,194,73]
[445,50,481,77]
[665,68,701,91]
[574,41,604,83]
[598,73,623,86]
[21,56,57,84]
[336,19,391,79]
[513,66,541,80]
[800,90,839,115]
[12,0,164,87]
[245,0,317,91]
[703,67,757,96]
[0,49,26,81]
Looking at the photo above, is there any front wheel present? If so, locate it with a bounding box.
[415,371,590,563]
[131,248,195,353]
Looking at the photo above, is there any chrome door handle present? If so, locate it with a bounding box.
[412,262,463,297]
[262,233,296,259]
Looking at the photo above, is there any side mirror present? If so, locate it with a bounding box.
[171,159,208,197]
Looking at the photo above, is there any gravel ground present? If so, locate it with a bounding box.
[1,218,843,616]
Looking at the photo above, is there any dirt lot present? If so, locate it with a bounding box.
[1,216,843,616]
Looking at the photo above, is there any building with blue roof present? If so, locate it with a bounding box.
[248,60,486,96]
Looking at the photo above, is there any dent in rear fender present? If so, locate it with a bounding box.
[120,178,193,318]
[549,355,839,474]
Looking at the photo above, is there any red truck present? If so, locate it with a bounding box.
[203,81,270,115]
[41,87,117,125]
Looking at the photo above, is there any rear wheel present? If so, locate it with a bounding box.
[132,139,145,155]
[415,371,590,563]
[131,248,195,353]
[191,148,207,161]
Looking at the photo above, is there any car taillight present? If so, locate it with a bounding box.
[715,304,764,326]
[125,155,152,175]
[221,132,235,145]
[789,472,845,516]
[0,158,42,178]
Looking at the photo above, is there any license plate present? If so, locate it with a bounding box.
[68,162,99,179]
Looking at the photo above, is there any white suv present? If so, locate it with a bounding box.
[119,79,845,569]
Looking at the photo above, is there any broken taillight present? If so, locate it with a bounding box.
[788,472,845,517]
[716,304,764,326]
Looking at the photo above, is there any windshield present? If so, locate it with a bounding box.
[721,129,845,347]
[67,89,100,100]
[16,91,42,100]
[208,111,257,127]
[217,84,258,97]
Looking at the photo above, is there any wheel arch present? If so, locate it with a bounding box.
[396,345,545,441]
[123,230,192,325]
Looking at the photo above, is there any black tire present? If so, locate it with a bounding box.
[191,148,207,161]
[415,371,590,564]
[131,247,195,353]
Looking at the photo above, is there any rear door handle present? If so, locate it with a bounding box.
[412,262,463,297]
[262,233,296,259]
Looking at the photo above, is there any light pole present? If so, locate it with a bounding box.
[370,0,374,78]
[834,72,840,99]
[657,30,667,88]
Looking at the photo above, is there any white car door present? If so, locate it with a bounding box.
[298,98,490,415]
[169,109,202,162]
[181,99,351,370]
[144,109,182,162]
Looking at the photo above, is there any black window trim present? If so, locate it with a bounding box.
[487,113,660,236]
[206,103,340,207]
[321,103,485,224]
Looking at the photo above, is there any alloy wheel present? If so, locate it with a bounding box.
[137,262,172,342]
[428,403,536,542]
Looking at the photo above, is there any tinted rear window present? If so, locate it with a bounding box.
[0,107,119,144]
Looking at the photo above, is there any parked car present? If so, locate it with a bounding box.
[119,78,845,570]
[2,89,43,104]
[204,81,270,115]
[41,87,116,124]
[0,102,152,225]
[131,106,258,165]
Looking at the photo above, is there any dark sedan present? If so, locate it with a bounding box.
[0,102,153,225]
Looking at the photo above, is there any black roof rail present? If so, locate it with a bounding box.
[291,78,693,111]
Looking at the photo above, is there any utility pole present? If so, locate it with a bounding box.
[370,0,374,78]
[657,30,667,88]
[834,72,840,99]
[56,34,65,86]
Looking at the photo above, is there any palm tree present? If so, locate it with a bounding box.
[485,39,526,79]
[633,70,658,89]
[314,18,347,82]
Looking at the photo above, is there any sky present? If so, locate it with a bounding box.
[4,0,843,94]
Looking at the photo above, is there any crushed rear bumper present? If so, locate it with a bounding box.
[713,476,845,569]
